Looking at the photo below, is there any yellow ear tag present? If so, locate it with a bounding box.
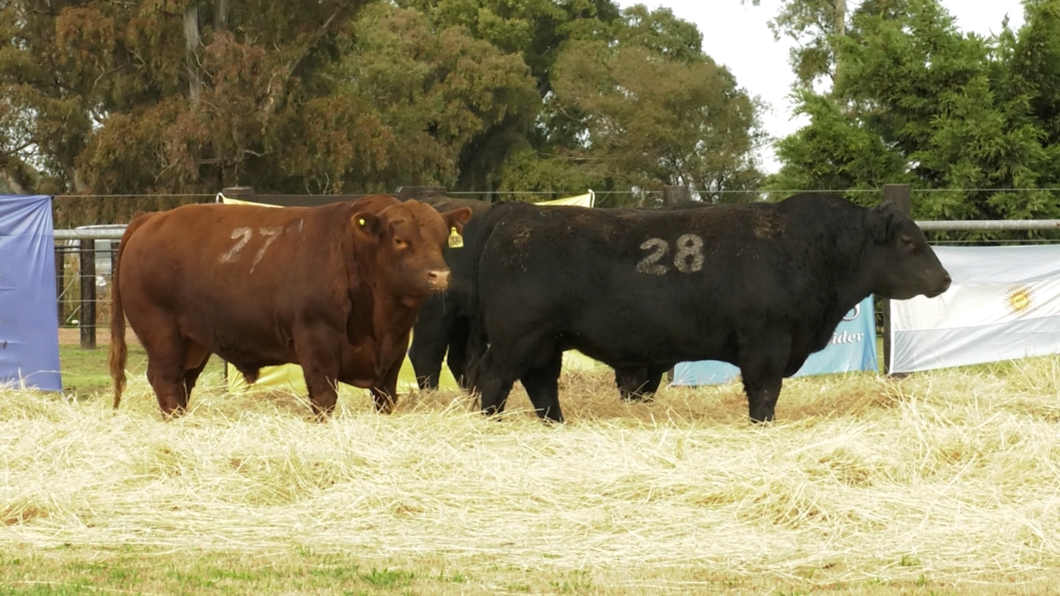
[448,227,464,248]
[358,218,366,226]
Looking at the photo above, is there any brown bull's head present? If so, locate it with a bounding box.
[352,200,472,297]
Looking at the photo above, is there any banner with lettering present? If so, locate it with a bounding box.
[671,295,878,386]
[889,245,1060,373]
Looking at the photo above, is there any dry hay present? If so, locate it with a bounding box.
[2,358,1060,591]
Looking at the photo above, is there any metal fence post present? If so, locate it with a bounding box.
[79,238,97,349]
[881,183,912,375]
[55,246,65,325]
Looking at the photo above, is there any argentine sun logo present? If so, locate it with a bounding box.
[1005,284,1035,318]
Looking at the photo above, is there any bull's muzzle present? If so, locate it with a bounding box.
[926,271,952,298]
[427,269,451,291]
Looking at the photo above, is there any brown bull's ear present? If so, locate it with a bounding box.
[442,207,473,234]
[352,213,382,237]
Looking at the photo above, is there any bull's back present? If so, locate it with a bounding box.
[118,203,348,356]
[124,204,328,298]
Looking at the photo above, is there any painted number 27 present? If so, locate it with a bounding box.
[636,234,704,275]
[220,226,284,272]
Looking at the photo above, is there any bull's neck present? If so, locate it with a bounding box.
[374,292,422,329]
[811,229,878,349]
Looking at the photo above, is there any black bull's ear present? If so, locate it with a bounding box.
[872,202,899,242]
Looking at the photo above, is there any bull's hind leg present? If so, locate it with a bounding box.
[137,323,194,418]
[446,318,473,390]
[615,367,651,402]
[408,299,455,390]
[182,340,211,399]
[474,347,517,417]
[519,350,564,423]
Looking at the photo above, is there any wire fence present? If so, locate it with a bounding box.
[50,185,1060,355]
[55,240,120,346]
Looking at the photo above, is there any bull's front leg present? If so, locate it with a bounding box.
[741,374,783,423]
[737,333,789,423]
[369,357,404,414]
[294,327,342,420]
[407,300,453,390]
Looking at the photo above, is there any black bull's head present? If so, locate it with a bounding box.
[867,201,952,300]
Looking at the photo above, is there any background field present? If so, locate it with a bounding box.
[2,335,1059,595]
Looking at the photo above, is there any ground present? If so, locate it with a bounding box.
[1,331,1057,595]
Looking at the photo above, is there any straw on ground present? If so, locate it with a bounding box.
[2,357,1059,594]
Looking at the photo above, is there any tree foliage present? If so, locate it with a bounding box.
[546,5,766,205]
[0,0,767,224]
[767,0,1060,226]
[744,0,852,88]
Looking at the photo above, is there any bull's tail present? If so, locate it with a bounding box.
[109,215,150,410]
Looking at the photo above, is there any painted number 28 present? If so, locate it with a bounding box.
[636,234,705,275]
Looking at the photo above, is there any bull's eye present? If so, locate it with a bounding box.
[394,237,411,250]
[901,235,914,247]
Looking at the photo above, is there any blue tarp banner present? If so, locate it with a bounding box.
[0,195,62,391]
[672,295,878,386]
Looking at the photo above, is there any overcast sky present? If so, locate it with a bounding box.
[616,0,1027,174]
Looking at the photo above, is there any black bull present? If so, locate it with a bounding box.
[465,193,952,423]
[407,196,671,400]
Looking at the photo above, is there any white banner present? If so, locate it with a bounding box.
[890,245,1060,373]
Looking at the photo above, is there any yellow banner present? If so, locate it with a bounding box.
[535,191,594,208]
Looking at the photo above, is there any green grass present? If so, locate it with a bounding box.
[0,546,1023,595]
[58,339,224,398]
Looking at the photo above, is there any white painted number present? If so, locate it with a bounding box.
[673,233,704,273]
[251,227,283,272]
[220,226,284,270]
[636,238,670,275]
[220,227,252,263]
[636,234,705,275]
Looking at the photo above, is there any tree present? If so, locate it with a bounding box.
[742,0,855,88]
[0,1,372,205]
[770,0,1060,225]
[318,4,540,193]
[393,0,623,196]
[1,0,762,221]
[549,5,766,205]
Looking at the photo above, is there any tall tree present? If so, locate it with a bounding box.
[0,0,373,204]
[771,0,1060,225]
[743,0,854,88]
[547,5,766,205]
[393,0,623,195]
[316,4,540,193]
